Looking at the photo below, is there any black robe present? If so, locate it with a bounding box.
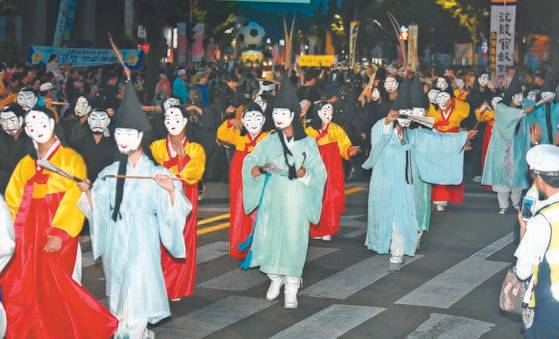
[0,132,28,193]
[73,132,118,181]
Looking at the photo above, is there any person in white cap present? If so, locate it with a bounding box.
[515,144,559,338]
[38,82,59,119]
[0,196,15,339]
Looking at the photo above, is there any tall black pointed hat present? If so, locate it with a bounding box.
[411,76,429,109]
[542,72,556,93]
[504,76,523,100]
[116,82,152,133]
[391,78,412,111]
[272,76,300,114]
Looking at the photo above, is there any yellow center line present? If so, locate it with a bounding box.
[196,185,367,236]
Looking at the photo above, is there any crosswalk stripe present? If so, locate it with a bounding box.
[396,233,512,309]
[198,247,339,291]
[196,241,229,264]
[269,304,385,339]
[154,296,277,339]
[407,313,495,339]
[301,255,423,299]
[342,229,366,238]
[340,214,365,228]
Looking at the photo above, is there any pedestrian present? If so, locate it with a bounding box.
[173,69,189,103]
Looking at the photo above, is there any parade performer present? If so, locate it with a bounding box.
[78,83,191,339]
[61,96,93,147]
[427,85,470,211]
[482,77,531,214]
[0,104,28,193]
[0,197,14,339]
[453,77,469,102]
[217,102,270,259]
[475,96,502,179]
[305,101,359,241]
[242,79,326,309]
[15,87,38,112]
[1,107,118,339]
[73,108,117,181]
[151,105,206,300]
[363,78,475,271]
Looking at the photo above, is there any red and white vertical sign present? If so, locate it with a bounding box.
[490,0,516,79]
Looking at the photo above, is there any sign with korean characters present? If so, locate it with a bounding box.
[490,0,516,79]
[297,55,336,67]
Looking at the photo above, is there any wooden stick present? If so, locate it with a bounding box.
[102,174,185,182]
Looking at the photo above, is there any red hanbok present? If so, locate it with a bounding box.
[1,143,118,339]
[151,137,206,300]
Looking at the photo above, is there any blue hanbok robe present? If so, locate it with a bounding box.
[242,132,326,278]
[511,101,559,189]
[362,121,467,256]
[482,103,523,188]
[78,155,191,324]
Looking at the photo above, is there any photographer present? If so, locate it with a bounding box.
[515,144,559,338]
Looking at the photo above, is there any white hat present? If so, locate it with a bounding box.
[39,82,54,92]
[526,144,559,176]
[177,69,186,76]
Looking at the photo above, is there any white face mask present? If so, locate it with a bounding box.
[88,110,111,134]
[318,103,334,125]
[0,111,23,136]
[163,97,181,111]
[371,88,380,101]
[527,90,537,102]
[491,97,503,109]
[164,107,188,136]
[254,96,267,112]
[437,92,452,110]
[478,74,489,87]
[24,110,55,144]
[242,110,265,136]
[384,77,399,93]
[412,107,426,117]
[427,89,440,104]
[512,93,524,106]
[114,128,143,155]
[272,108,294,129]
[436,77,449,91]
[541,91,556,103]
[456,79,465,90]
[74,96,92,117]
[17,91,37,112]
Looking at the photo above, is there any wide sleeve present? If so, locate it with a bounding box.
[179,143,206,185]
[0,197,14,273]
[331,123,353,160]
[411,128,468,185]
[475,108,495,122]
[150,139,167,166]
[362,119,393,170]
[302,138,327,224]
[242,137,269,214]
[155,168,192,259]
[50,152,87,238]
[217,119,242,147]
[78,165,113,259]
[4,158,28,220]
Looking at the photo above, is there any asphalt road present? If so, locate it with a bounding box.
[81,182,524,339]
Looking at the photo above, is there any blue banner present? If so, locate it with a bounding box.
[53,0,78,47]
[29,46,144,69]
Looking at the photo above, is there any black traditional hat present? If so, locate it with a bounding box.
[504,76,523,102]
[116,82,152,133]
[391,78,412,111]
[411,77,429,109]
[272,77,301,114]
[542,72,556,93]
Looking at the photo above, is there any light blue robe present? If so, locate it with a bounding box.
[242,133,326,277]
[362,121,467,256]
[78,155,191,324]
[481,103,523,188]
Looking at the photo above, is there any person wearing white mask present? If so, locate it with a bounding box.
[2,107,118,338]
[78,82,191,339]
[0,104,28,194]
[217,102,271,260]
[61,95,93,147]
[150,105,206,301]
[242,79,326,309]
[15,87,37,112]
[482,76,534,214]
[306,101,359,241]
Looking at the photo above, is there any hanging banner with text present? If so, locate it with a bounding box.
[490,0,516,79]
[29,46,144,69]
[52,0,78,47]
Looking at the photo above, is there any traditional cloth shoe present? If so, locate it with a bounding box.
[322,235,332,242]
[266,274,284,300]
[389,255,404,272]
[435,204,445,212]
[499,208,507,215]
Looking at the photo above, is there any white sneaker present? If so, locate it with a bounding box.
[321,235,332,242]
[284,276,301,309]
[266,274,284,300]
[435,204,445,212]
[472,176,482,183]
[499,208,507,215]
[389,255,404,272]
